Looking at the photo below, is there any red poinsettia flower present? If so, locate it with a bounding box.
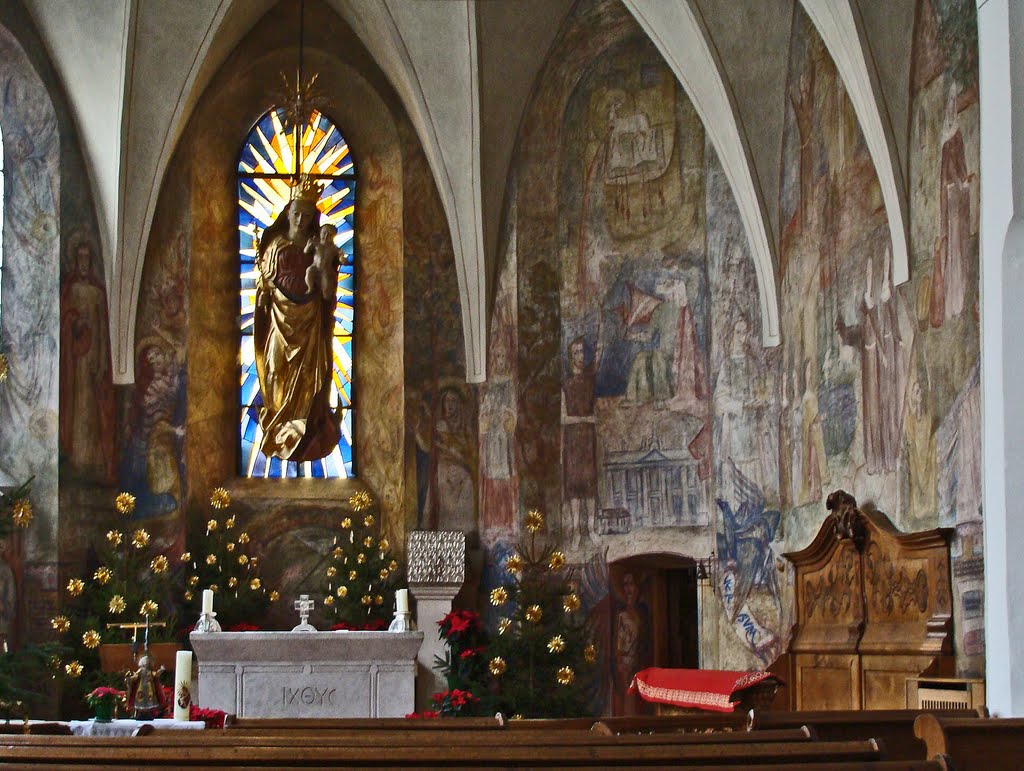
[330,622,352,631]
[448,688,479,707]
[189,704,227,729]
[226,623,261,632]
[440,609,481,636]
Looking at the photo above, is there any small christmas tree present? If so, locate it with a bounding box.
[318,491,401,630]
[51,492,178,696]
[182,487,278,630]
[434,510,596,718]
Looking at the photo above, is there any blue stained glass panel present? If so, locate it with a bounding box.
[237,108,356,479]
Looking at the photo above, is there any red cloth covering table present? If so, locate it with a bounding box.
[629,667,776,713]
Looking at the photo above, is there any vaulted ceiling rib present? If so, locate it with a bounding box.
[622,0,781,347]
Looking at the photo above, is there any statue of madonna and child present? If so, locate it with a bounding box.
[253,176,343,463]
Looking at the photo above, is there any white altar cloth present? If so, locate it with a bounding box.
[190,630,423,719]
[69,718,205,736]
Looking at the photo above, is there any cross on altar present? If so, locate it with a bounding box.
[292,594,316,632]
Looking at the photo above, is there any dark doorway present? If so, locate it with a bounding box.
[608,555,701,715]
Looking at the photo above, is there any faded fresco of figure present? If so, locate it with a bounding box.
[562,337,598,549]
[798,358,828,505]
[613,276,706,411]
[615,282,671,406]
[901,375,938,522]
[59,237,115,480]
[836,248,912,476]
[480,338,517,533]
[425,388,476,534]
[929,92,973,327]
[716,463,782,619]
[659,277,707,416]
[121,341,184,519]
[611,571,650,716]
[714,319,757,484]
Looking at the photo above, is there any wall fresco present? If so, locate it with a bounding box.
[484,0,982,697]
[908,0,982,677]
[0,24,61,644]
[488,0,786,698]
[775,1,981,676]
[402,126,476,538]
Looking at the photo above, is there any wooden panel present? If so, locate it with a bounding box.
[862,655,936,710]
[795,653,859,710]
[779,490,956,711]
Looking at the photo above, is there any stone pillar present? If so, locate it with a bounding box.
[979,0,1024,717]
[406,531,465,712]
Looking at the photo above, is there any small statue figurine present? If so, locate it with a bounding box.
[304,223,340,300]
[125,650,166,720]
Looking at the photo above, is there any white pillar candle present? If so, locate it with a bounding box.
[395,588,409,615]
[173,650,193,721]
[201,589,214,615]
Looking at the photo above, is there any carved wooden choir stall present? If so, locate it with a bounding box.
[771,490,955,710]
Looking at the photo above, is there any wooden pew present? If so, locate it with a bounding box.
[0,726,813,747]
[144,726,818,746]
[502,716,598,730]
[750,708,987,761]
[914,714,1024,769]
[591,712,749,734]
[0,734,887,766]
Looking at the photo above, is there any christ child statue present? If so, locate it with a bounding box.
[304,223,340,299]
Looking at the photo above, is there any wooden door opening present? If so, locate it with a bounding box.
[609,554,700,715]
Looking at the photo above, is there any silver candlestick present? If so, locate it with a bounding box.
[194,611,221,633]
[387,611,413,632]
[291,594,317,632]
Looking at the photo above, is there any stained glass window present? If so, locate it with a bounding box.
[237,108,356,478]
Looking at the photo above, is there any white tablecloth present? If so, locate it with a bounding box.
[69,718,205,736]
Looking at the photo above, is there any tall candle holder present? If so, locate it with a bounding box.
[194,611,221,633]
[194,588,221,633]
[388,588,413,632]
[387,610,413,632]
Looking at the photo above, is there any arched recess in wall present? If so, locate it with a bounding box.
[133,3,426,585]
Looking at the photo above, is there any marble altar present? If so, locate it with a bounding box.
[190,631,423,718]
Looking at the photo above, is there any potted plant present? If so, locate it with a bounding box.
[85,686,125,723]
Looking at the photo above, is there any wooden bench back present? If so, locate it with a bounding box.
[914,714,1024,768]
[0,736,884,766]
[751,708,986,760]
[592,712,748,734]
[0,726,812,748]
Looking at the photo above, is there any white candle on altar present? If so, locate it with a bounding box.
[395,588,409,615]
[202,589,214,615]
[173,650,193,722]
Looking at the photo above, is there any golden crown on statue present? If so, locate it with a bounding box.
[289,175,324,205]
